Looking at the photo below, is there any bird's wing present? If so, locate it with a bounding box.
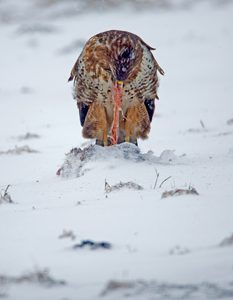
[68,57,79,82]
[144,99,155,122]
[77,102,89,127]
[139,37,165,76]
[68,53,92,127]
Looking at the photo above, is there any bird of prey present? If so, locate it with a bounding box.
[68,30,164,146]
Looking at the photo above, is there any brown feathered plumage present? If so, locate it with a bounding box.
[69,30,164,146]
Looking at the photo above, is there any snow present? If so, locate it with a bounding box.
[0,1,233,299]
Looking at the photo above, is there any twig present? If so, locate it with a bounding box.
[4,184,11,196]
[200,120,205,129]
[153,168,160,189]
[105,179,111,193]
[0,184,13,204]
[159,176,172,188]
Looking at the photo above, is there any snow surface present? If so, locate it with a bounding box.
[0,1,233,299]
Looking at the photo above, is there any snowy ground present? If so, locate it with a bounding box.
[0,1,233,299]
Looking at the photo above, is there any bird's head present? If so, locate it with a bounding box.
[90,30,144,84]
[82,30,149,85]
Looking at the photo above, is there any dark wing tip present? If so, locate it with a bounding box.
[78,103,89,127]
[68,74,74,82]
[139,38,156,51]
[144,99,155,122]
[158,67,165,76]
[148,45,156,51]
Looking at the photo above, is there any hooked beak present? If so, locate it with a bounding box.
[115,80,124,89]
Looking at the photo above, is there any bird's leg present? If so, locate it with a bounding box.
[96,103,108,146]
[110,81,123,145]
[83,102,108,146]
[125,106,135,143]
[102,126,108,146]
[125,103,151,143]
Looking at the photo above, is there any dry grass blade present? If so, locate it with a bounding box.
[159,176,172,188]
[0,185,13,204]
[200,119,206,129]
[153,168,159,189]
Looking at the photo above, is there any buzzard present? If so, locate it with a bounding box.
[68,30,164,146]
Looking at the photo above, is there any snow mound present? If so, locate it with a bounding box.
[57,143,186,178]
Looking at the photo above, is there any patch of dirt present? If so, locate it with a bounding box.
[215,131,233,137]
[15,23,58,35]
[100,279,233,299]
[0,145,39,155]
[169,245,190,255]
[226,118,233,125]
[105,180,143,193]
[0,268,66,288]
[219,233,233,247]
[73,240,112,250]
[58,229,76,241]
[16,132,40,141]
[161,186,199,199]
